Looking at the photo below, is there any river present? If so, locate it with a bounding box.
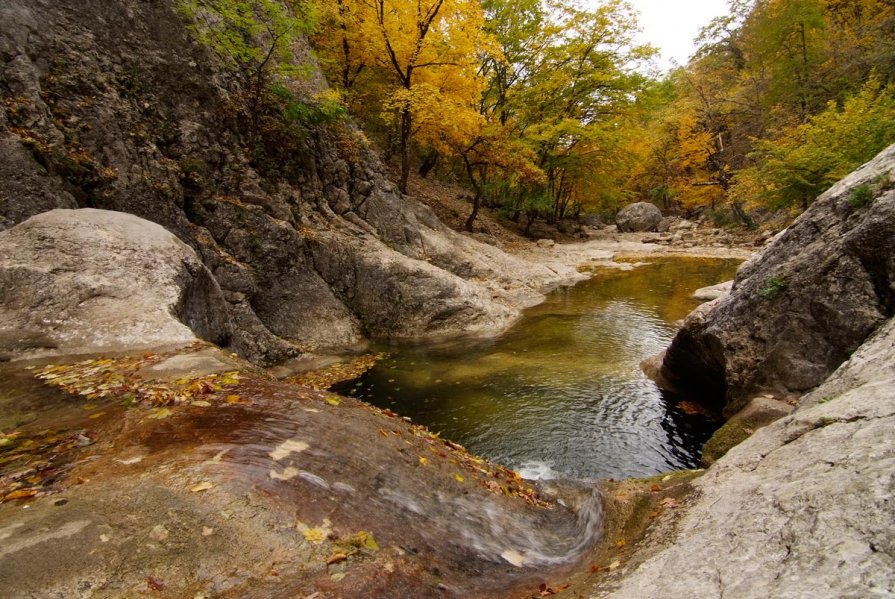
[336,257,741,480]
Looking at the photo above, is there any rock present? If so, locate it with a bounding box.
[700,395,794,465]
[605,317,895,599]
[0,209,232,359]
[671,219,696,231]
[692,280,733,301]
[656,216,677,233]
[537,239,556,249]
[660,144,895,413]
[0,0,571,363]
[615,202,663,232]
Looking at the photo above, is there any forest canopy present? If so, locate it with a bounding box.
[186,0,895,230]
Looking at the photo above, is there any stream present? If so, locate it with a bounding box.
[337,257,742,481]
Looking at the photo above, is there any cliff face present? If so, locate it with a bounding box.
[0,0,567,363]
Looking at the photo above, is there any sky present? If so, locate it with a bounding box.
[625,0,731,70]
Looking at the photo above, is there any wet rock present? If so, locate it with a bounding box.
[0,209,231,359]
[615,203,662,232]
[660,144,895,413]
[605,317,895,599]
[700,395,794,465]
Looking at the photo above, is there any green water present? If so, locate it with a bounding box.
[338,258,741,480]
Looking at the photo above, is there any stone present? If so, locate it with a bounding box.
[692,280,733,301]
[660,144,895,413]
[604,317,895,599]
[615,202,662,232]
[536,239,556,249]
[0,209,232,359]
[0,0,573,363]
[700,395,794,465]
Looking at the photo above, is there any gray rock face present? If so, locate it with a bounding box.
[604,317,895,599]
[0,209,231,359]
[660,144,895,412]
[0,0,567,363]
[615,202,662,232]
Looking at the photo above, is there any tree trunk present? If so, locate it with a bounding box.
[399,108,411,194]
[418,149,439,178]
[463,157,482,232]
[731,201,755,229]
[524,211,536,236]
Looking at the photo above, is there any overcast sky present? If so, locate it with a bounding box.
[625,0,731,70]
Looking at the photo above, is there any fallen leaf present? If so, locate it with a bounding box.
[660,497,679,509]
[147,576,165,591]
[454,474,465,483]
[418,456,429,466]
[303,528,327,544]
[327,552,348,565]
[608,560,621,571]
[325,396,341,406]
[615,538,626,548]
[190,481,214,493]
[88,411,107,419]
[650,484,661,492]
[191,400,212,407]
[350,530,379,551]
[330,572,346,582]
[225,395,242,404]
[150,408,172,419]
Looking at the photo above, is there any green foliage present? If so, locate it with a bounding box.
[269,84,347,127]
[848,184,873,209]
[759,276,787,298]
[732,78,895,210]
[177,0,316,80]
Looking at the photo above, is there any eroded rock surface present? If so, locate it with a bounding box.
[660,144,895,412]
[0,209,231,359]
[0,0,568,364]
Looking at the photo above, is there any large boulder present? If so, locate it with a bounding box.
[660,144,895,413]
[605,316,895,598]
[0,208,232,359]
[615,202,662,232]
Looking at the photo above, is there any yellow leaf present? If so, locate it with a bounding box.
[190,481,214,493]
[350,530,379,551]
[88,411,106,419]
[150,408,172,419]
[418,456,429,466]
[303,528,327,544]
[225,395,241,404]
[454,474,465,483]
[325,396,341,406]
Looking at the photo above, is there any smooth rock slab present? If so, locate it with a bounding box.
[0,209,231,359]
[603,318,895,599]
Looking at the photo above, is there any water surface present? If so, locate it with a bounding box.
[338,258,741,480]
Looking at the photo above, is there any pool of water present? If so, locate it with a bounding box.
[337,257,741,481]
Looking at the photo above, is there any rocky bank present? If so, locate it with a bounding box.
[659,144,895,413]
[0,0,574,364]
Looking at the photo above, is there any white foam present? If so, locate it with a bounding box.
[518,460,559,481]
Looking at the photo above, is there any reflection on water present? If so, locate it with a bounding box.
[337,258,741,480]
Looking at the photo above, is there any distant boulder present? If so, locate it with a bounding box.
[616,202,663,232]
